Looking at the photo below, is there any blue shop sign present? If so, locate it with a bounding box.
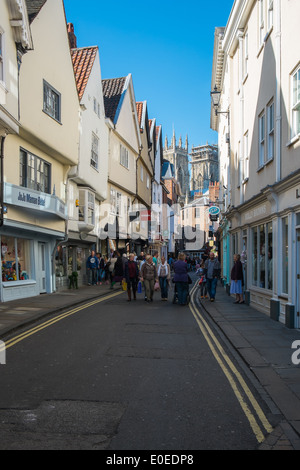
[208,206,220,216]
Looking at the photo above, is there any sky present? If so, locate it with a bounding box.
[63,0,234,152]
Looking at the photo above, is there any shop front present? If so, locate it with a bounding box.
[55,231,97,290]
[1,183,67,302]
[227,179,300,328]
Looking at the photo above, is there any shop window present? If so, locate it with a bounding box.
[282,217,289,294]
[1,236,31,282]
[252,228,258,286]
[259,225,266,288]
[55,245,67,278]
[251,222,273,289]
[267,223,273,290]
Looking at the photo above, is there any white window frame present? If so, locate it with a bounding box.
[268,0,274,31]
[78,188,95,227]
[292,66,300,138]
[243,131,249,181]
[244,31,248,78]
[110,188,116,214]
[267,101,274,161]
[147,175,150,189]
[120,144,129,169]
[91,132,99,170]
[259,0,265,46]
[0,28,5,84]
[259,112,265,167]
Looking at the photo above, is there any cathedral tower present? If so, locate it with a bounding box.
[163,130,190,202]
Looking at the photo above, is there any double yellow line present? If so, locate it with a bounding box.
[189,283,273,444]
[0,290,124,352]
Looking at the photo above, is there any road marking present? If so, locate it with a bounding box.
[0,290,124,351]
[189,283,273,444]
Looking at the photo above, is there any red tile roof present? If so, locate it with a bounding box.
[71,46,98,100]
[102,77,126,122]
[136,102,144,128]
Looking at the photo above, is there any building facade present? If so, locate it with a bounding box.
[54,25,109,289]
[1,0,80,302]
[211,0,300,327]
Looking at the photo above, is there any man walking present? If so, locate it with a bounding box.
[86,250,99,286]
[204,252,221,302]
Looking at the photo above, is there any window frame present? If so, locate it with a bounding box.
[43,80,61,123]
[91,132,99,170]
[291,66,300,139]
[120,144,129,169]
[258,112,265,167]
[267,101,274,161]
[259,0,265,46]
[0,28,4,84]
[20,148,51,194]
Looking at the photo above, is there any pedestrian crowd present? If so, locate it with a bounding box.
[85,250,194,306]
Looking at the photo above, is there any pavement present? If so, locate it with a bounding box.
[197,285,300,450]
[0,278,300,449]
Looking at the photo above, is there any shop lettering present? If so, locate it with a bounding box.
[18,192,46,207]
[245,205,267,221]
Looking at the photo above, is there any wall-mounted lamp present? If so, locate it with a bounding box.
[210,85,229,117]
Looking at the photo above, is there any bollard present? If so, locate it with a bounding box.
[285,304,295,329]
[0,340,6,365]
[270,299,280,322]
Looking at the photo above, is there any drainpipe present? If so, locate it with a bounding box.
[0,135,6,228]
[275,0,282,182]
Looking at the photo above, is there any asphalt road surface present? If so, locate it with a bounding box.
[0,284,279,450]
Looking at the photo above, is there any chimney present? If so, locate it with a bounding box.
[67,23,77,49]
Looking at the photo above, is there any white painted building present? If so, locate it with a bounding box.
[211,0,300,327]
[55,26,109,289]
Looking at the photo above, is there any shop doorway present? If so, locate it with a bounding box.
[38,242,46,293]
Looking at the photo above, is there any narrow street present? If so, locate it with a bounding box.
[0,284,278,450]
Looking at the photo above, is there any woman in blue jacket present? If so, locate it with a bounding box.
[173,252,189,305]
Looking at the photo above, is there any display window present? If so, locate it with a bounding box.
[1,236,31,282]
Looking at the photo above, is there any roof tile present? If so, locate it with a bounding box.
[71,47,98,100]
[102,77,126,122]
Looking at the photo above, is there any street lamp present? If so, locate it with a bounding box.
[210,85,229,116]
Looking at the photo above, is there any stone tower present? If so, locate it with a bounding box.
[190,144,219,195]
[163,130,190,202]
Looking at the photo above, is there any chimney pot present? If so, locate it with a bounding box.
[67,22,77,49]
